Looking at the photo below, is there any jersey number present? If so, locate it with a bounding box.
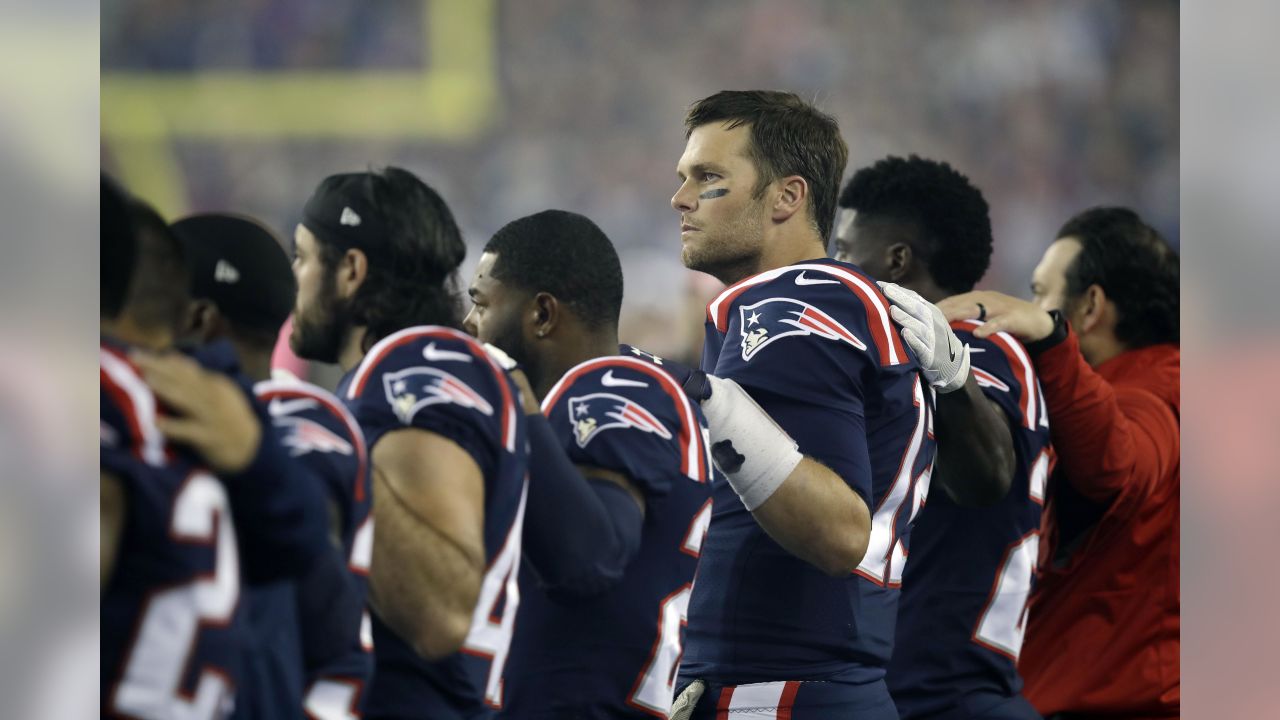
[856,377,934,587]
[461,481,528,708]
[972,449,1051,660]
[627,499,713,717]
[111,471,240,720]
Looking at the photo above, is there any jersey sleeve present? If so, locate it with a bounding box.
[541,360,709,501]
[704,266,910,502]
[343,328,518,479]
[952,322,1043,434]
[255,380,369,526]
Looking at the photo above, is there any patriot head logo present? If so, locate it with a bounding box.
[738,297,867,361]
[567,392,672,448]
[383,366,494,424]
[275,415,354,457]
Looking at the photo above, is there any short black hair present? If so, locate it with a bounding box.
[839,155,993,294]
[685,90,849,242]
[125,200,191,335]
[309,166,467,347]
[1056,207,1179,348]
[483,210,624,330]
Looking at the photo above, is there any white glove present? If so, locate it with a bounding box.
[668,679,705,720]
[879,282,970,393]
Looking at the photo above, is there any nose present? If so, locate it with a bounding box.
[671,179,697,214]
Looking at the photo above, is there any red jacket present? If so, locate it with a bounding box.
[1019,329,1180,718]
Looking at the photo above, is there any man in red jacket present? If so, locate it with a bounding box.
[939,207,1180,719]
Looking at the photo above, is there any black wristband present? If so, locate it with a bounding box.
[1023,309,1069,357]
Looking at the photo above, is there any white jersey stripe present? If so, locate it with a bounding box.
[100,349,166,466]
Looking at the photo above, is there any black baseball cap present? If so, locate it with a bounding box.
[170,213,297,334]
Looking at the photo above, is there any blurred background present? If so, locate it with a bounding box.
[101,0,1178,372]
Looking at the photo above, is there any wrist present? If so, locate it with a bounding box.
[1024,310,1069,356]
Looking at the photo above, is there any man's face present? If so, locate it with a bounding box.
[1030,237,1084,314]
[671,123,771,280]
[833,209,898,281]
[463,251,532,367]
[289,225,352,363]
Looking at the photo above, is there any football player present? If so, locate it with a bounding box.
[462,210,715,718]
[289,167,529,719]
[835,155,1053,720]
[101,181,330,719]
[668,91,937,718]
[172,213,373,720]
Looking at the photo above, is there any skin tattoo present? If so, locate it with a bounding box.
[699,188,729,200]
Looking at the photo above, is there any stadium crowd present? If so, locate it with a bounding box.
[102,87,1179,720]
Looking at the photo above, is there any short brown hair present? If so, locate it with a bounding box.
[685,90,849,242]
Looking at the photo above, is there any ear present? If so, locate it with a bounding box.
[770,175,809,224]
[335,248,369,299]
[886,243,913,282]
[529,292,560,339]
[184,300,220,344]
[1076,284,1108,334]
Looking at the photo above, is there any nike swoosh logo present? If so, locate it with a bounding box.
[601,370,648,388]
[423,342,474,363]
[794,271,840,286]
[268,397,320,417]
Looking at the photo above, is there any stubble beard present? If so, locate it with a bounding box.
[681,202,767,286]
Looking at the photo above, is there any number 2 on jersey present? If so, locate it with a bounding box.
[627,499,713,717]
[111,471,240,720]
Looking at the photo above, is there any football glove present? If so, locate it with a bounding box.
[879,282,970,393]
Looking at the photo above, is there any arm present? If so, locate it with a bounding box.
[940,292,1179,503]
[749,457,872,577]
[132,351,330,582]
[879,282,1014,506]
[700,375,871,576]
[101,470,125,587]
[932,377,1015,506]
[1028,327,1178,502]
[368,428,486,660]
[521,413,645,597]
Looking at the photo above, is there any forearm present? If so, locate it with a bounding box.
[521,415,643,595]
[933,377,1014,506]
[100,470,125,588]
[1032,330,1141,501]
[369,470,482,659]
[750,457,871,577]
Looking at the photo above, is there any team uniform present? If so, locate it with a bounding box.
[500,356,716,719]
[100,339,328,720]
[677,258,937,718]
[886,322,1054,720]
[251,379,374,720]
[338,326,529,720]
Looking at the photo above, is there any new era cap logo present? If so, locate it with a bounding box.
[214,260,240,284]
[340,207,362,227]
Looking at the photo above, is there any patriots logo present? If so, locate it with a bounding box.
[275,415,354,457]
[567,392,672,448]
[383,366,494,425]
[737,297,867,361]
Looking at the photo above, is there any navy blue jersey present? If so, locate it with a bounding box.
[501,356,716,719]
[253,379,374,720]
[101,341,243,719]
[681,259,937,685]
[337,326,529,719]
[887,322,1054,719]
